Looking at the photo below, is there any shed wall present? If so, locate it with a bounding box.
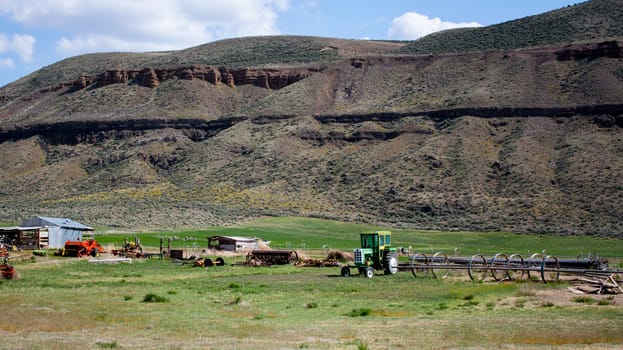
[48,227,83,249]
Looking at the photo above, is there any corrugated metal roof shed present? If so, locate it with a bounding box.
[21,216,93,249]
[22,216,93,230]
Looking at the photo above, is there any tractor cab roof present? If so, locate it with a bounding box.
[360,230,392,235]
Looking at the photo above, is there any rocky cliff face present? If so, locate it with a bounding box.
[70,65,313,91]
[3,105,621,145]
[555,40,622,61]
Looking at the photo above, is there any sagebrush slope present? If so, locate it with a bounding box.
[398,0,623,55]
[0,1,621,236]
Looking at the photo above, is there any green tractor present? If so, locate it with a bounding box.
[340,231,399,278]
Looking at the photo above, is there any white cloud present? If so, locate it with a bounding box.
[0,58,15,68]
[11,34,35,62]
[0,33,35,63]
[56,35,179,55]
[0,0,290,56]
[387,12,481,40]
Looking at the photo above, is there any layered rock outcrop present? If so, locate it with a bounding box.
[556,40,622,61]
[0,117,246,145]
[70,65,312,91]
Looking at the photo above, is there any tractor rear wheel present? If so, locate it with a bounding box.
[384,252,398,275]
[364,267,374,278]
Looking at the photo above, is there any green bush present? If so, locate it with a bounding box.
[305,302,318,309]
[347,308,372,317]
[541,301,555,308]
[572,296,595,304]
[96,340,118,349]
[142,293,169,303]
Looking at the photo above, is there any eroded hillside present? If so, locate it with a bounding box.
[0,1,622,235]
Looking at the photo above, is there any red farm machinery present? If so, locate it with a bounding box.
[61,239,104,257]
[0,246,17,279]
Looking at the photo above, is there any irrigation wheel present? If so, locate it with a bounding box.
[431,252,449,279]
[410,253,428,278]
[468,254,488,282]
[490,253,509,281]
[541,255,560,284]
[507,254,525,280]
[528,253,544,281]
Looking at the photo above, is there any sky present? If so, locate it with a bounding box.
[0,0,584,88]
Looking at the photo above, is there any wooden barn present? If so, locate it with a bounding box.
[0,226,48,250]
[207,236,261,252]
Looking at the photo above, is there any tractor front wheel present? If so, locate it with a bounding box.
[364,267,374,278]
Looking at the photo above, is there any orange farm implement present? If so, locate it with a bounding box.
[61,239,104,257]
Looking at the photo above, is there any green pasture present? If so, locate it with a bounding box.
[1,217,622,349]
[96,217,623,261]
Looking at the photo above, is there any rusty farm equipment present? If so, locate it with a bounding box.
[244,249,299,266]
[111,237,145,258]
[168,249,226,267]
[203,257,226,267]
[0,247,17,280]
[61,239,104,257]
[398,251,621,286]
[0,237,16,252]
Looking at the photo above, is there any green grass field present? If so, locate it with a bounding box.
[2,217,623,349]
[96,217,623,261]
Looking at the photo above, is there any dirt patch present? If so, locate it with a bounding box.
[500,280,622,309]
